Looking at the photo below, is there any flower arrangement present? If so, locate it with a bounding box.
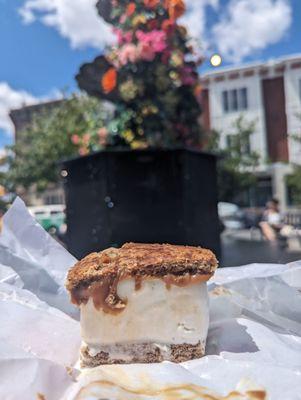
[75,0,204,152]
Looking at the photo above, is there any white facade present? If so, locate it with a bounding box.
[206,72,267,166]
[202,54,301,209]
[284,66,301,164]
[203,54,301,166]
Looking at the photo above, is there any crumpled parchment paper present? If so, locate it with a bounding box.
[0,198,300,400]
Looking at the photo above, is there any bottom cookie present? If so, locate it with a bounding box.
[80,341,205,367]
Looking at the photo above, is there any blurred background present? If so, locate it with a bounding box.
[0,0,301,266]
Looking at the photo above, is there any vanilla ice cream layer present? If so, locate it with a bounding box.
[80,278,209,348]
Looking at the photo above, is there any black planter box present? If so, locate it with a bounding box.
[61,148,220,259]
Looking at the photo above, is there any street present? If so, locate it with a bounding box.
[221,229,301,267]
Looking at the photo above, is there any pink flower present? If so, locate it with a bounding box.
[98,127,108,146]
[124,32,133,43]
[118,44,139,65]
[114,28,123,45]
[98,127,108,138]
[136,30,167,53]
[138,42,156,61]
[71,134,80,145]
[136,30,145,41]
[119,14,127,24]
[152,31,167,52]
[113,29,132,45]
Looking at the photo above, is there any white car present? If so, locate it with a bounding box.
[218,202,246,230]
[28,204,66,234]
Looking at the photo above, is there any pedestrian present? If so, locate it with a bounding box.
[259,199,283,241]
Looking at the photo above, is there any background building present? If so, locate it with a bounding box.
[201,54,301,210]
[9,54,301,209]
[9,100,65,206]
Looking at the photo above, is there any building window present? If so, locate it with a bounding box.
[229,89,238,111]
[241,87,248,109]
[222,91,229,112]
[222,87,248,113]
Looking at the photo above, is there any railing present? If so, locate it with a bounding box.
[284,212,301,228]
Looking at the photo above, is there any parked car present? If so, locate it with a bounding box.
[218,202,246,230]
[28,205,66,235]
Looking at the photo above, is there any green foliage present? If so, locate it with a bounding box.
[4,95,108,191]
[205,115,260,203]
[286,121,301,205]
[286,166,301,205]
[221,116,260,170]
[203,129,220,153]
[0,197,8,213]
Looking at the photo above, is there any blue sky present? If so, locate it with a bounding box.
[0,0,301,150]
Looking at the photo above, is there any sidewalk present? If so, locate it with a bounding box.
[220,229,301,267]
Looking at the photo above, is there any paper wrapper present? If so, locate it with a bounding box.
[0,198,301,400]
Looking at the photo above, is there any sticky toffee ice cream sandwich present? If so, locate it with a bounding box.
[66,243,218,367]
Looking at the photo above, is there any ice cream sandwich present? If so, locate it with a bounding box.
[66,243,218,367]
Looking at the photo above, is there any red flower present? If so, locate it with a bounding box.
[126,3,136,16]
[162,19,175,35]
[164,0,186,20]
[101,68,117,93]
[161,49,171,64]
[148,19,158,30]
[144,0,160,8]
[194,84,203,100]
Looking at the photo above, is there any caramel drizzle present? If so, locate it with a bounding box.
[76,380,266,400]
[71,273,213,315]
[163,273,213,290]
[134,276,143,291]
[71,272,127,315]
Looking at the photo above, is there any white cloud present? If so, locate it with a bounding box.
[0,148,7,158]
[212,0,292,62]
[0,82,38,134]
[18,0,219,50]
[18,0,292,62]
[0,83,60,136]
[180,0,219,44]
[19,0,114,49]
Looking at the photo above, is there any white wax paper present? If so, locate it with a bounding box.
[0,198,300,400]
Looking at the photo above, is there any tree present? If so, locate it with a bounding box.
[4,95,110,191]
[77,0,204,149]
[286,120,301,205]
[205,115,260,204]
[286,166,301,205]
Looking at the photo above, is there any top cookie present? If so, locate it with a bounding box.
[66,243,218,292]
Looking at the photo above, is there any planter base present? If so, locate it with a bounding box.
[61,149,220,259]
